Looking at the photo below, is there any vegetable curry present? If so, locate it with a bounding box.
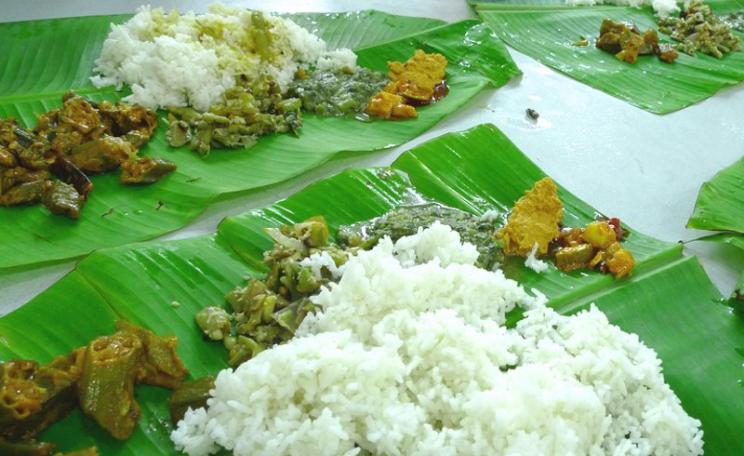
[0,321,187,455]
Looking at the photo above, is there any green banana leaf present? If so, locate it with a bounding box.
[688,156,744,301]
[473,1,744,113]
[720,236,744,298]
[722,235,744,293]
[2,124,742,455]
[688,156,744,234]
[0,11,520,272]
[696,233,744,299]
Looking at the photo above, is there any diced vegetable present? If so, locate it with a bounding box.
[195,307,232,341]
[78,333,143,440]
[495,178,635,278]
[197,217,346,366]
[597,19,678,64]
[41,181,83,219]
[366,49,449,120]
[582,220,617,249]
[555,244,596,272]
[169,377,215,424]
[120,157,177,185]
[166,76,302,156]
[497,177,563,256]
[605,244,635,278]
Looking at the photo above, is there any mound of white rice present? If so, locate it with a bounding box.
[566,0,679,17]
[171,222,703,456]
[91,4,357,111]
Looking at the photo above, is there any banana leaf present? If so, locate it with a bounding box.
[688,156,744,234]
[0,11,520,272]
[696,233,744,300]
[473,1,744,113]
[284,11,446,49]
[2,124,742,455]
[688,156,744,301]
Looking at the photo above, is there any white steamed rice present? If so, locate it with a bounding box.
[172,222,702,456]
[91,4,357,111]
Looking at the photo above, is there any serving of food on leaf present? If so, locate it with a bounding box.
[1,0,743,453]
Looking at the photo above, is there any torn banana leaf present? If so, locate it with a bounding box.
[698,233,744,301]
[688,156,744,233]
[474,1,744,113]
[1,124,742,455]
[0,11,520,272]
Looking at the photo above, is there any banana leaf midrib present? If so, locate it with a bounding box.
[73,260,133,321]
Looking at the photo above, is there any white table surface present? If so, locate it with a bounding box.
[1,0,743,315]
